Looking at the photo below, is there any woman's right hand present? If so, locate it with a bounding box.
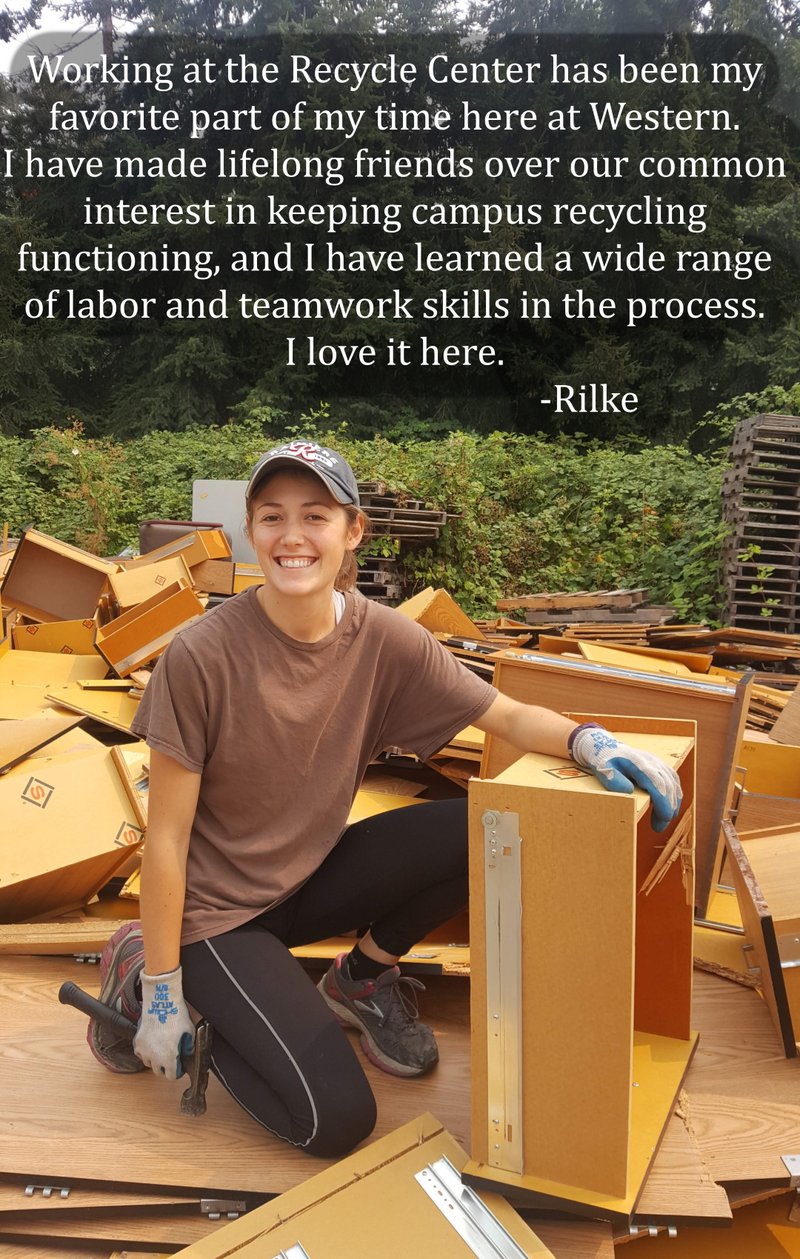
[133,965,196,1079]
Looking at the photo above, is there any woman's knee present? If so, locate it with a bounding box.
[302,1069,377,1158]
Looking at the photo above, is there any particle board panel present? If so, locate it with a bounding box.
[485,652,751,915]
[0,919,134,956]
[0,1246,113,1259]
[684,970,800,1184]
[0,651,107,687]
[108,557,193,613]
[168,1115,554,1259]
[395,587,486,640]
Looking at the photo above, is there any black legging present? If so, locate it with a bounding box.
[180,798,467,1158]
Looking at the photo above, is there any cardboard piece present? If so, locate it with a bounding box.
[169,1114,555,1259]
[0,746,144,920]
[0,528,117,622]
[94,580,204,676]
[465,718,700,1223]
[484,651,751,916]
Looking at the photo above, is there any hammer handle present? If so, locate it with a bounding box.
[58,980,138,1038]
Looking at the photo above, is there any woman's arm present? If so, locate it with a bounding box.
[472,693,577,757]
[139,747,202,975]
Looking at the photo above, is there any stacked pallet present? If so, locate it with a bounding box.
[357,481,455,543]
[496,587,676,629]
[722,413,800,631]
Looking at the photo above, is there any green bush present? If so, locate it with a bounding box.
[0,423,727,622]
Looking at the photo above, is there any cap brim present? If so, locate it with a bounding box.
[247,456,352,505]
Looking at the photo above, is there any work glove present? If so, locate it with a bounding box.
[133,966,195,1081]
[569,723,682,833]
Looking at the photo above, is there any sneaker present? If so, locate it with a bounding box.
[86,921,145,1074]
[318,953,439,1078]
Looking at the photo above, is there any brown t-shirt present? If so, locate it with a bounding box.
[131,587,497,944]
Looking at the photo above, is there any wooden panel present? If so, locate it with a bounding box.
[724,822,798,1057]
[532,1220,614,1259]
[395,587,486,640]
[11,619,97,654]
[737,737,800,796]
[0,959,472,1197]
[0,530,116,624]
[485,653,750,916]
[45,685,141,733]
[0,713,82,774]
[167,1116,554,1259]
[685,970,800,1182]
[466,728,698,1219]
[95,581,204,677]
[0,1209,230,1248]
[109,557,192,612]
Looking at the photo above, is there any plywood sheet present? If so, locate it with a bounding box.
[684,970,800,1183]
[0,958,473,1197]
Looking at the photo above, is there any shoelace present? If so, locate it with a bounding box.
[379,974,426,1026]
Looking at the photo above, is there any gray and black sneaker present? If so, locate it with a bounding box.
[86,921,145,1074]
[318,952,439,1077]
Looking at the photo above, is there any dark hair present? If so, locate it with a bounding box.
[246,465,370,592]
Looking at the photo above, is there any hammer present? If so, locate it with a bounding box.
[59,980,213,1116]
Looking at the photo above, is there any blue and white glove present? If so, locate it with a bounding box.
[569,723,682,833]
[133,966,195,1080]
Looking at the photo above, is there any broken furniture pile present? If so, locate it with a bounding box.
[1,529,799,1257]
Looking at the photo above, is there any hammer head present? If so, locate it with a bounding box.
[180,1019,213,1117]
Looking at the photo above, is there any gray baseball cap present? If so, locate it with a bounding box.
[246,441,360,508]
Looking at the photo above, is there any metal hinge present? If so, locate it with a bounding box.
[782,1154,800,1188]
[200,1198,246,1220]
[25,1184,70,1198]
[73,953,101,964]
[416,1156,530,1257]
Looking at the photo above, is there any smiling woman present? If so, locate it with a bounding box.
[86,439,682,1161]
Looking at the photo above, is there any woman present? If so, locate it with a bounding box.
[89,440,680,1158]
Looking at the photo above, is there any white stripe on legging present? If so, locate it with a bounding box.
[204,938,319,1148]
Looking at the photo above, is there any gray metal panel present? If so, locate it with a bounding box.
[192,479,255,563]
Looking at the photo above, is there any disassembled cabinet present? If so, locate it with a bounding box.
[723,818,800,1057]
[465,716,697,1223]
[484,651,749,915]
[170,1113,554,1259]
[0,528,117,622]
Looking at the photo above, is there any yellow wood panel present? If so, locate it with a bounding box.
[0,746,144,919]
[395,587,486,640]
[629,1191,800,1259]
[46,684,141,732]
[0,651,106,686]
[738,737,800,797]
[11,617,97,654]
[95,581,204,676]
[579,640,694,677]
[469,770,637,1199]
[463,1031,697,1217]
[742,832,800,920]
[0,712,81,773]
[170,1116,554,1259]
[109,556,192,611]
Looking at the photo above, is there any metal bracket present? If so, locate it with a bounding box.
[782,1154,800,1187]
[777,933,800,970]
[200,1198,246,1220]
[24,1184,70,1198]
[416,1156,530,1257]
[270,1246,311,1259]
[482,809,523,1175]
